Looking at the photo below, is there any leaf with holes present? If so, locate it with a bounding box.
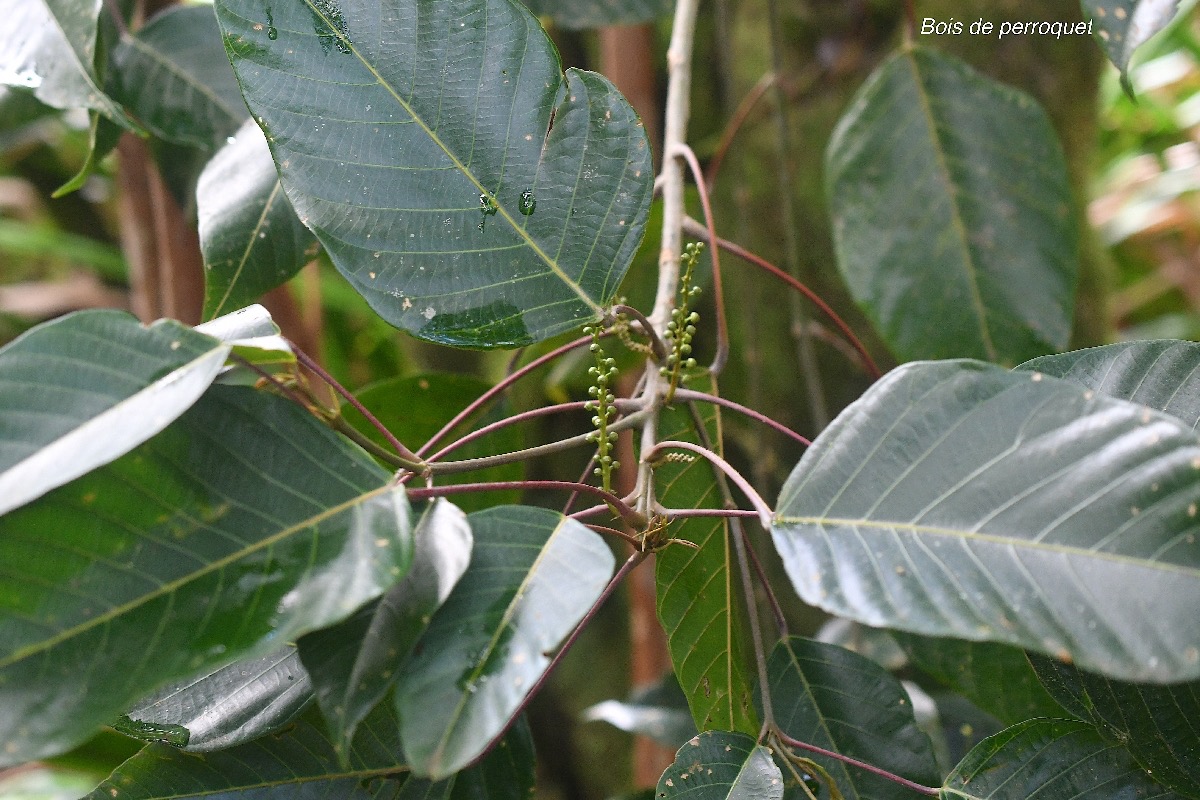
[394,506,613,779]
[656,731,783,800]
[1083,0,1184,88]
[214,0,653,348]
[0,310,229,517]
[299,499,472,760]
[1028,654,1200,799]
[1018,340,1200,430]
[767,637,940,800]
[0,387,412,765]
[110,5,247,150]
[123,646,313,752]
[655,397,758,736]
[199,120,318,320]
[772,359,1200,683]
[895,635,1062,726]
[941,718,1184,800]
[826,47,1076,365]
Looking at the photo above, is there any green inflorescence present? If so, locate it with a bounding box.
[661,242,703,402]
[583,325,620,492]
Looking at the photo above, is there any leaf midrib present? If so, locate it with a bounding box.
[123,31,244,134]
[299,0,601,316]
[0,482,398,668]
[774,514,1200,576]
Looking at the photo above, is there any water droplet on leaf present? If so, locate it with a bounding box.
[519,190,536,215]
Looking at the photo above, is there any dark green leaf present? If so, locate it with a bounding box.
[1082,0,1183,85]
[940,718,1183,799]
[896,635,1062,725]
[767,637,940,799]
[347,374,523,511]
[826,48,1077,365]
[582,672,698,748]
[300,499,472,758]
[53,110,122,197]
[199,119,318,320]
[0,0,133,125]
[394,506,614,779]
[0,387,412,765]
[520,0,670,29]
[1028,654,1200,799]
[196,304,296,384]
[771,359,1200,682]
[395,718,535,800]
[215,0,653,347]
[85,704,409,799]
[0,310,228,516]
[110,5,247,149]
[656,731,783,800]
[1018,340,1200,430]
[125,646,313,751]
[655,398,759,736]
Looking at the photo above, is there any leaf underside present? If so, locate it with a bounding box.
[772,359,1200,683]
[1082,0,1183,82]
[215,0,653,347]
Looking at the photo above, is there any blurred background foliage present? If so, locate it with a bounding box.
[2,0,1198,797]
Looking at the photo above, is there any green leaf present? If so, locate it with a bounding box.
[124,646,313,752]
[520,0,671,29]
[582,672,698,748]
[655,397,759,736]
[394,505,615,779]
[0,386,412,765]
[300,499,472,758]
[896,635,1062,726]
[771,359,1200,682]
[1028,654,1200,799]
[214,0,653,348]
[110,5,247,150]
[395,718,536,800]
[199,120,319,320]
[0,310,229,516]
[940,718,1184,800]
[656,731,783,800]
[767,637,940,799]
[0,0,134,126]
[195,304,297,383]
[1082,0,1183,86]
[53,110,122,197]
[826,47,1077,365]
[1018,340,1200,430]
[347,374,524,511]
[84,704,409,799]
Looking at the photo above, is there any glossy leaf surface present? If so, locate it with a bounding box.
[0,0,131,125]
[347,374,523,511]
[896,635,1062,725]
[199,120,318,320]
[0,387,411,765]
[394,506,614,779]
[826,48,1076,364]
[655,397,758,735]
[395,719,535,800]
[215,0,653,347]
[300,499,472,758]
[0,310,228,516]
[1083,0,1182,83]
[940,719,1182,800]
[125,646,313,752]
[767,637,940,799]
[656,731,783,800]
[1019,340,1200,429]
[520,0,671,29]
[772,359,1200,682]
[110,5,247,149]
[1028,654,1200,798]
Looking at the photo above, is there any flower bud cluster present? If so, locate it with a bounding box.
[661,242,704,401]
[583,325,620,492]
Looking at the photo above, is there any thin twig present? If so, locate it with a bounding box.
[415,332,602,458]
[329,416,423,471]
[671,388,810,446]
[289,341,423,465]
[706,72,776,190]
[668,142,728,374]
[646,440,772,528]
[585,523,643,547]
[683,218,881,380]
[407,480,643,529]
[102,0,129,36]
[742,529,788,637]
[568,503,612,521]
[661,507,759,519]
[772,730,940,797]
[731,516,774,735]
